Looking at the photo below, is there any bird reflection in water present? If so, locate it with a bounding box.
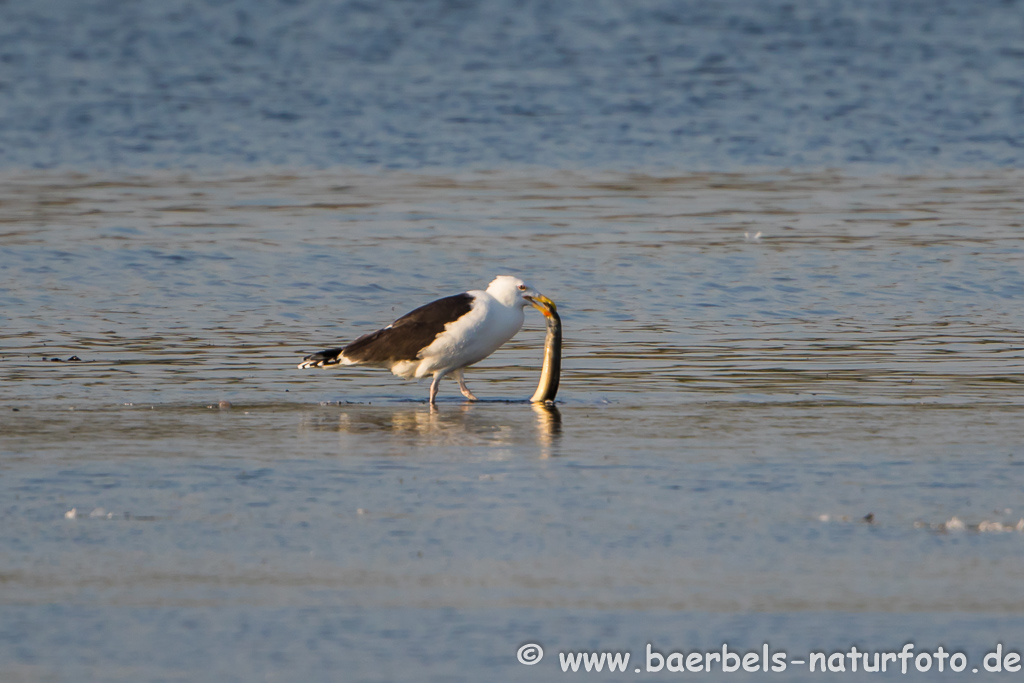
[298,401,561,457]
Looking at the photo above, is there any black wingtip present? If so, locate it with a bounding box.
[297,348,345,369]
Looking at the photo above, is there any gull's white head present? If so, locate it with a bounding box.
[486,275,556,314]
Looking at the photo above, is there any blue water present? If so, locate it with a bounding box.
[3,170,1024,682]
[1,0,1023,170]
[3,2,1024,682]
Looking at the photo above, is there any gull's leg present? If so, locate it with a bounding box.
[429,371,444,405]
[453,368,478,401]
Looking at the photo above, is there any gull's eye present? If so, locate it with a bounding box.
[518,284,527,291]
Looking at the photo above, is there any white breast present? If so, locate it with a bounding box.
[403,290,525,379]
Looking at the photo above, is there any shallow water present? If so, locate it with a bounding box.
[2,169,1024,681]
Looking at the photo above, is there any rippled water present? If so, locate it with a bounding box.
[3,170,1024,681]
[4,1,1024,679]
[2,0,1024,170]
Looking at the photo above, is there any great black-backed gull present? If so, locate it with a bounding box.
[298,275,556,404]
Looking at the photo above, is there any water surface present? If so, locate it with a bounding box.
[2,170,1024,681]
[2,0,1023,170]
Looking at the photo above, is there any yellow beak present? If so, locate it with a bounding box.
[526,294,557,317]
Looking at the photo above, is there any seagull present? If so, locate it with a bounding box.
[298,276,556,404]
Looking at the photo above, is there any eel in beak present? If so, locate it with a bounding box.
[528,298,561,403]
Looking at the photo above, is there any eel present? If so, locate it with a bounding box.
[530,303,561,403]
